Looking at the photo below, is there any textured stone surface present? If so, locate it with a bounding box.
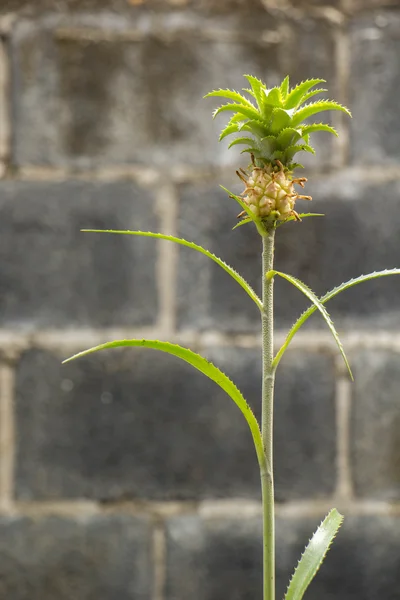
[346,0,400,11]
[15,346,335,501]
[0,514,152,600]
[15,346,261,500]
[166,514,400,600]
[0,0,341,14]
[349,11,400,165]
[166,516,263,600]
[350,350,400,500]
[274,350,336,501]
[0,180,158,328]
[11,14,335,168]
[178,173,400,330]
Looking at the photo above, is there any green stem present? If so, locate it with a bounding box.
[261,229,276,600]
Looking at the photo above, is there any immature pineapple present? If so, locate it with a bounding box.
[205,76,351,226]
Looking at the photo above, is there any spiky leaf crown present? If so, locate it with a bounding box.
[205,75,351,170]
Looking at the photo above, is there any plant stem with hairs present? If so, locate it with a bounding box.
[261,229,276,600]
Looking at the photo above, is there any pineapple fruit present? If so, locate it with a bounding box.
[206,76,351,227]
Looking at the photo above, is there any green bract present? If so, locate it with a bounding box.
[205,75,351,169]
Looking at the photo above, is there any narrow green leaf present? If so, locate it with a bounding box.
[284,143,316,161]
[291,100,352,127]
[213,103,261,122]
[300,123,338,137]
[237,119,269,138]
[298,88,327,105]
[284,509,343,600]
[63,339,266,471]
[219,123,239,141]
[276,127,302,148]
[241,148,262,158]
[232,217,252,230]
[274,268,400,369]
[220,186,266,237]
[228,136,258,149]
[280,75,290,100]
[81,229,262,311]
[242,87,257,100]
[284,79,326,109]
[269,270,353,379]
[219,113,247,141]
[243,74,266,111]
[204,89,255,108]
[270,107,294,134]
[265,87,282,107]
[275,213,324,227]
[259,135,278,154]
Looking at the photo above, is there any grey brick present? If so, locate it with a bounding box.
[0,513,152,600]
[166,516,263,600]
[273,350,336,501]
[11,15,335,169]
[350,349,400,500]
[0,0,341,14]
[15,346,261,501]
[15,346,335,501]
[347,1,400,11]
[166,514,400,600]
[207,347,337,501]
[349,11,400,165]
[0,180,158,329]
[178,173,400,331]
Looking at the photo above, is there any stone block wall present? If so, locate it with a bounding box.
[0,0,399,598]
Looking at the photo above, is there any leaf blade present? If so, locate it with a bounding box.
[291,100,352,127]
[284,78,326,109]
[81,229,262,311]
[284,509,343,600]
[274,268,400,369]
[63,338,266,471]
[204,89,255,108]
[269,270,353,379]
[243,74,266,111]
[220,186,266,237]
[300,123,339,137]
[213,103,261,122]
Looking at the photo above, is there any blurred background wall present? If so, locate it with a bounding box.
[0,0,399,598]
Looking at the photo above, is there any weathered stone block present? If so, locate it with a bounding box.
[15,346,261,500]
[0,513,152,600]
[166,514,400,600]
[0,180,158,328]
[350,349,400,500]
[274,350,336,501]
[166,515,263,600]
[11,13,336,168]
[349,11,400,165]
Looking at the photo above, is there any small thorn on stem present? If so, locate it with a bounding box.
[292,210,302,221]
[298,195,312,201]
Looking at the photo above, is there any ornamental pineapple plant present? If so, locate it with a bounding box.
[64,75,400,600]
[205,75,350,224]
